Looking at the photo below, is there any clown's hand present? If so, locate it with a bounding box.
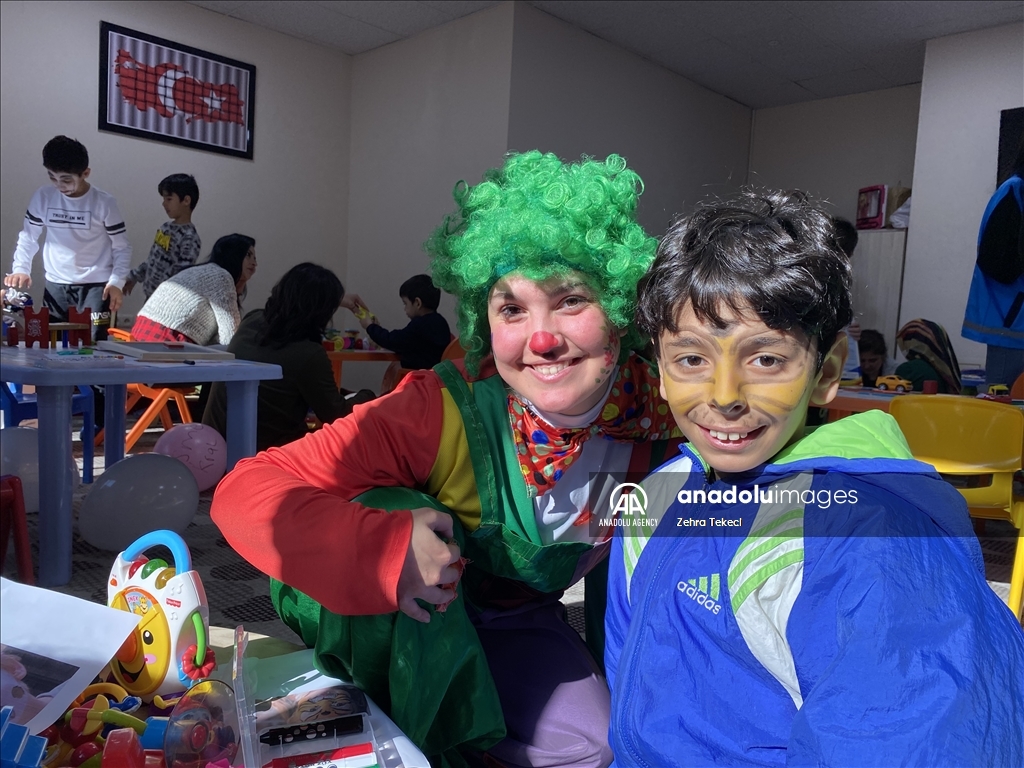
[397,507,461,623]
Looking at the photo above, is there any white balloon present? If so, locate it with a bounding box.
[78,453,199,551]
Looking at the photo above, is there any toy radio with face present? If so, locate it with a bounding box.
[107,531,216,702]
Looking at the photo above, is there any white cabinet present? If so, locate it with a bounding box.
[851,229,907,358]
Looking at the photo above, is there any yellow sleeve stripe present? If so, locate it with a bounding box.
[424,386,483,531]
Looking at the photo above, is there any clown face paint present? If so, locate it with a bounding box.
[657,301,845,475]
[488,274,620,417]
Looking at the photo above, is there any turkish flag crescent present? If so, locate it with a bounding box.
[115,50,245,125]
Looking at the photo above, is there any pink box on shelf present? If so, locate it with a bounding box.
[856,185,887,229]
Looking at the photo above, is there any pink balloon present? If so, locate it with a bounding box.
[153,423,227,492]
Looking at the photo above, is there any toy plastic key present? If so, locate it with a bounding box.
[107,531,216,702]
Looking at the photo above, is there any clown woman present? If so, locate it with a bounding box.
[211,150,682,768]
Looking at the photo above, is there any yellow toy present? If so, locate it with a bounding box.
[107,531,215,702]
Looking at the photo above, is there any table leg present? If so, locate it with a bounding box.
[332,359,343,389]
[225,380,259,470]
[104,384,127,466]
[36,385,73,586]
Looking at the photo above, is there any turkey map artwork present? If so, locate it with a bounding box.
[114,50,246,126]
[100,22,254,158]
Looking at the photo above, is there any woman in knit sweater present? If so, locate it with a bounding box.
[132,233,256,344]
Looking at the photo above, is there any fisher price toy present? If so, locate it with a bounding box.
[107,532,216,702]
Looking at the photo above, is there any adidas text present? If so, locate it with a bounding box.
[677,580,722,614]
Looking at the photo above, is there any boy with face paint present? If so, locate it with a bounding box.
[605,190,1024,768]
[211,151,682,767]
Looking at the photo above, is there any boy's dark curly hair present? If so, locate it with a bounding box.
[638,189,853,369]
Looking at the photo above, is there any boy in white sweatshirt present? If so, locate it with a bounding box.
[5,135,132,341]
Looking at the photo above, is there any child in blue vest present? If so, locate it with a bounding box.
[606,190,1024,767]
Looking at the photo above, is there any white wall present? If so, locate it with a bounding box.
[0,1,351,324]
[748,84,921,221]
[901,22,1024,366]
[507,3,751,237]
[344,2,514,391]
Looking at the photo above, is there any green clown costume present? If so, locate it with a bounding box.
[211,152,682,767]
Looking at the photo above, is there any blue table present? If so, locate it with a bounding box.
[0,346,281,586]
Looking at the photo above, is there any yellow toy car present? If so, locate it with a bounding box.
[977,383,1012,403]
[876,375,912,392]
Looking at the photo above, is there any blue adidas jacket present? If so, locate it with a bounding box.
[606,412,1024,767]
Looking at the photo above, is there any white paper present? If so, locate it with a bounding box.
[0,578,140,734]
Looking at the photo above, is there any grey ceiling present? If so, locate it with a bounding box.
[187,0,1024,108]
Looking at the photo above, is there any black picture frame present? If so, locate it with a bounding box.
[99,21,255,159]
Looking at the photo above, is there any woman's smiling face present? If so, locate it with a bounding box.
[488,273,621,417]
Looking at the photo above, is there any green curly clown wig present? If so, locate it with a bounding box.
[426,150,658,374]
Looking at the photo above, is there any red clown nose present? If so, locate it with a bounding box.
[529,331,560,354]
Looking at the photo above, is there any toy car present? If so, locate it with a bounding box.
[875,375,912,392]
[977,384,1012,403]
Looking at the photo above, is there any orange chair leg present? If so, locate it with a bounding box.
[174,393,194,424]
[125,395,170,452]
[158,405,174,431]
[94,391,147,446]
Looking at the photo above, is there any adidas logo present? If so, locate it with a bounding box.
[677,574,723,615]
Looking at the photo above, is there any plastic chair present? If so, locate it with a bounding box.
[93,328,194,452]
[1,382,95,484]
[0,474,34,584]
[1012,372,1024,400]
[889,394,1024,618]
[380,361,414,396]
[106,326,133,342]
[442,337,467,361]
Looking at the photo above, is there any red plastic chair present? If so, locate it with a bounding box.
[0,475,34,584]
[442,337,467,361]
[380,361,415,396]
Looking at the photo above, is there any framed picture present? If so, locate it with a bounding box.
[856,185,886,230]
[99,21,255,159]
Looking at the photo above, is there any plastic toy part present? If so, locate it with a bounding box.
[162,680,238,768]
[107,531,213,701]
[0,706,46,768]
[98,729,165,768]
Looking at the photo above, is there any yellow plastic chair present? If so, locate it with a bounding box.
[889,394,1024,619]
